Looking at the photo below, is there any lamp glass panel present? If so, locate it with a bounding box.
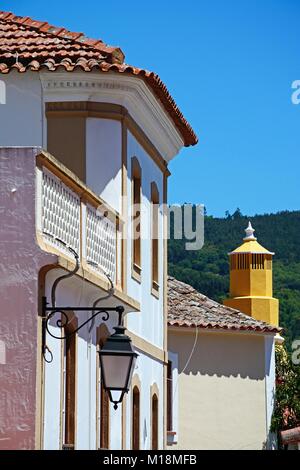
[101,355,132,389]
[127,356,137,386]
[110,390,123,404]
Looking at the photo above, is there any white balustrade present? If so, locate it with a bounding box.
[86,205,117,282]
[40,166,117,283]
[42,169,80,254]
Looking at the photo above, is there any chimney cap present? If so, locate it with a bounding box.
[243,221,257,241]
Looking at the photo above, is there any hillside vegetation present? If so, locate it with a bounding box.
[168,209,300,350]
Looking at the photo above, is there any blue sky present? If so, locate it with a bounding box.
[3,0,300,217]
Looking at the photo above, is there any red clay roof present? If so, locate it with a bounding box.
[168,276,282,333]
[0,11,197,147]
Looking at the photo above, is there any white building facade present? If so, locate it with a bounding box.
[167,277,281,450]
[0,11,197,450]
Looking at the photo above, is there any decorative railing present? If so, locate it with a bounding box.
[42,169,81,254]
[37,155,121,286]
[85,205,117,282]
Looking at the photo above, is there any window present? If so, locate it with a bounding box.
[231,253,266,270]
[98,325,110,449]
[131,157,142,279]
[167,361,173,432]
[251,253,265,270]
[151,182,159,293]
[46,108,86,182]
[132,386,140,450]
[151,394,158,450]
[63,315,78,449]
[100,381,110,449]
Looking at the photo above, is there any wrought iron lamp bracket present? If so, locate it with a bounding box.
[40,246,135,411]
[42,298,124,363]
[40,244,121,363]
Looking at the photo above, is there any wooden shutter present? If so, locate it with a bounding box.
[132,157,142,271]
[132,386,140,450]
[152,394,158,450]
[64,316,78,448]
[100,383,110,449]
[98,325,110,449]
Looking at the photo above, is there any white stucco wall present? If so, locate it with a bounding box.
[168,329,275,450]
[1,70,168,450]
[0,72,43,147]
[125,131,165,350]
[168,351,179,441]
[43,267,165,450]
[41,105,166,451]
[124,352,165,450]
[264,336,276,449]
[86,118,122,214]
[40,71,184,161]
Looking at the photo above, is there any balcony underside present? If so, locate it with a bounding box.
[46,259,140,315]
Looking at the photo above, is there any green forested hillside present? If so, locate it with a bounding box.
[168,209,300,350]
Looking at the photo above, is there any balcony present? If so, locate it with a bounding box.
[35,151,135,310]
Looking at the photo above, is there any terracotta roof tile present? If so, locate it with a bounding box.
[0,11,197,146]
[168,276,282,333]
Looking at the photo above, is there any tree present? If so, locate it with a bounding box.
[168,210,300,351]
[271,345,300,441]
[232,207,243,219]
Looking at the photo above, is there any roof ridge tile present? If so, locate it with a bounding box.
[167,276,282,333]
[0,11,123,61]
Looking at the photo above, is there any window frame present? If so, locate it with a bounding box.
[150,384,159,450]
[132,386,140,450]
[97,324,110,450]
[63,314,78,450]
[150,182,160,297]
[131,157,142,283]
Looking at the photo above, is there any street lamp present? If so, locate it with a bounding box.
[99,308,138,409]
[41,246,138,409]
[42,301,138,410]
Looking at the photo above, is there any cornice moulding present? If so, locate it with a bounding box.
[40,71,184,161]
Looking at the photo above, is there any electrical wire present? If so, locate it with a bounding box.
[170,325,199,405]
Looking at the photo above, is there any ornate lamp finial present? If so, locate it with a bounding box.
[243,221,257,241]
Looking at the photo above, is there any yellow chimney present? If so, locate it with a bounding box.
[223,222,279,326]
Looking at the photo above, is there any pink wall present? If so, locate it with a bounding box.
[0,148,56,449]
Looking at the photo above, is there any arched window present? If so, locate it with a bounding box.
[98,324,110,449]
[131,157,142,280]
[151,394,158,450]
[63,315,78,449]
[100,378,110,449]
[132,386,140,450]
[151,182,159,294]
